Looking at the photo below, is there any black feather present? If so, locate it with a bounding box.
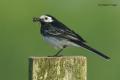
[69,39,110,59]
[51,18,86,42]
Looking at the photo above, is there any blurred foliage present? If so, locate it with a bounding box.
[0,0,120,80]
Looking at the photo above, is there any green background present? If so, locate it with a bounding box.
[0,0,120,80]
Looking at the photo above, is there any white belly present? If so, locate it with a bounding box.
[44,37,80,49]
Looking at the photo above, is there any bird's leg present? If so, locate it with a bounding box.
[54,48,64,56]
[53,45,67,57]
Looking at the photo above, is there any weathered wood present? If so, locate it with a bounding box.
[29,56,87,80]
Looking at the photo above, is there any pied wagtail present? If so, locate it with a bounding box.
[33,15,110,59]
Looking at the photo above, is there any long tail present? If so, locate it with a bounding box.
[70,40,110,59]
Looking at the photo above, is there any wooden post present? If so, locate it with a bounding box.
[29,56,87,80]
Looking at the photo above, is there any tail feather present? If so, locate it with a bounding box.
[70,40,110,59]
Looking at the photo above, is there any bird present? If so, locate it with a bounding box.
[33,14,110,59]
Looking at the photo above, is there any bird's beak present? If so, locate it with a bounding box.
[33,17,40,22]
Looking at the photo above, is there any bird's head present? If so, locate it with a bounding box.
[33,15,55,24]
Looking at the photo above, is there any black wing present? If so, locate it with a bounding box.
[51,20,86,42]
[43,22,85,43]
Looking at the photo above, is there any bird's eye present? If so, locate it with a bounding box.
[45,17,48,20]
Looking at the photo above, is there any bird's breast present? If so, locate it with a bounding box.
[43,36,80,49]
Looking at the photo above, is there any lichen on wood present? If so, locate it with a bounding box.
[29,56,87,80]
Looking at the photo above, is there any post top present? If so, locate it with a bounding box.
[29,56,87,60]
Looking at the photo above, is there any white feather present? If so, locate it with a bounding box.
[44,36,80,49]
[40,15,53,22]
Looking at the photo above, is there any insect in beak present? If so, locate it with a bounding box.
[33,17,40,22]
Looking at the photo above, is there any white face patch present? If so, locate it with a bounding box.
[40,15,54,22]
